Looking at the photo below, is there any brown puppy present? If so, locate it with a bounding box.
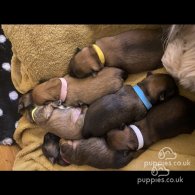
[58,137,140,169]
[107,95,195,151]
[82,73,178,138]
[18,67,126,113]
[26,102,87,140]
[69,29,163,78]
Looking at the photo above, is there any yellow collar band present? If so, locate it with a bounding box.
[92,44,105,65]
[31,107,38,122]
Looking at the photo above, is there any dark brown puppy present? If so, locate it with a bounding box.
[107,95,195,151]
[18,67,126,112]
[26,102,87,140]
[82,73,178,138]
[69,29,163,78]
[58,137,140,169]
[42,132,70,165]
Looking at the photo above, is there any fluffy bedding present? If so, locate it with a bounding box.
[2,25,195,170]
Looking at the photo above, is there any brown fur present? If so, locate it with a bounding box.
[26,102,87,140]
[107,95,195,151]
[18,67,126,113]
[82,73,178,138]
[59,137,141,169]
[69,29,163,78]
[42,133,69,165]
[43,95,195,168]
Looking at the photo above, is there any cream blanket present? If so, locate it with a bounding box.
[2,25,195,170]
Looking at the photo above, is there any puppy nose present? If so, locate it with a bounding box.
[49,157,55,164]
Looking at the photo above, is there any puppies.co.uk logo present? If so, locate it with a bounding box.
[151,147,177,177]
[143,147,191,177]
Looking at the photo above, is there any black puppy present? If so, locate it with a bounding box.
[42,132,70,166]
[82,73,178,138]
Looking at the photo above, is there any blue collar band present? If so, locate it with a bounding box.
[132,85,152,110]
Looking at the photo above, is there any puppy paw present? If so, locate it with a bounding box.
[0,137,13,145]
[18,92,33,114]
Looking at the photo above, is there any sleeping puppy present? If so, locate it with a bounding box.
[162,25,195,92]
[42,132,69,165]
[42,96,195,169]
[58,137,140,169]
[106,95,195,151]
[18,67,126,113]
[26,101,87,140]
[19,67,127,110]
[42,133,140,168]
[69,29,163,78]
[82,73,178,138]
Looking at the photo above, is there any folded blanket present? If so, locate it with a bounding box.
[2,25,158,93]
[3,25,195,170]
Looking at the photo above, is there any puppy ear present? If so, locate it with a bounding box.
[146,71,153,77]
[119,123,126,130]
[75,47,81,54]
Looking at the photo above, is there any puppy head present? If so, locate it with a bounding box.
[42,133,69,166]
[68,45,104,78]
[25,103,55,124]
[106,126,138,151]
[32,78,61,105]
[141,73,178,104]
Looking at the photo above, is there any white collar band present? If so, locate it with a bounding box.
[129,125,144,150]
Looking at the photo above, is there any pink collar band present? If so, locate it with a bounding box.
[59,78,67,102]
